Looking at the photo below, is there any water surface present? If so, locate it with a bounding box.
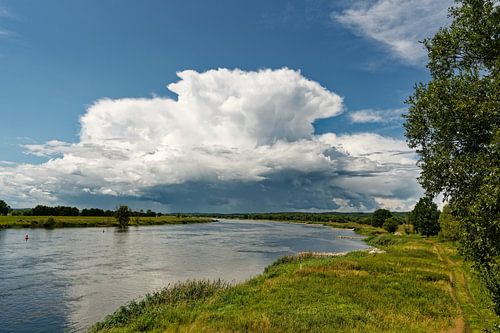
[0,219,370,332]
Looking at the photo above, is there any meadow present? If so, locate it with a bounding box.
[89,223,499,333]
[0,215,212,229]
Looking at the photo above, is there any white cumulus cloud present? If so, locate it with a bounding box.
[333,0,453,64]
[0,68,422,212]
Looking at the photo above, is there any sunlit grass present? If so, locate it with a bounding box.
[89,230,499,332]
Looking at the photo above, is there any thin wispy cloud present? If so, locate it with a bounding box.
[350,108,405,123]
[0,4,14,38]
[333,0,453,65]
[0,68,422,212]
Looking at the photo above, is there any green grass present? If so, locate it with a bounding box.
[0,215,212,229]
[89,227,499,333]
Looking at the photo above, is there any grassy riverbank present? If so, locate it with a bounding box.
[0,215,213,229]
[90,223,499,333]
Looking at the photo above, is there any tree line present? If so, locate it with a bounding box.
[0,203,161,218]
[404,0,499,314]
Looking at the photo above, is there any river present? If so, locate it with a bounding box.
[0,219,370,332]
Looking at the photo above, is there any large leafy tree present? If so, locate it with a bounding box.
[114,206,131,227]
[438,204,462,241]
[404,0,500,313]
[409,197,440,237]
[0,200,10,215]
[371,208,392,227]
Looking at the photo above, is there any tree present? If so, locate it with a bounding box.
[409,197,440,236]
[0,200,10,215]
[438,205,462,241]
[371,209,392,227]
[114,206,131,227]
[404,0,500,313]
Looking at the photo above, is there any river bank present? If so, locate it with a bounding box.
[89,222,499,333]
[0,215,213,229]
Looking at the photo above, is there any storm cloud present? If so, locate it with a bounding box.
[0,68,422,212]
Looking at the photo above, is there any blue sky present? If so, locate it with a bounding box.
[0,0,453,211]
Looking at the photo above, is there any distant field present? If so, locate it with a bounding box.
[0,215,212,228]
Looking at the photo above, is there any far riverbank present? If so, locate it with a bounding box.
[0,215,213,229]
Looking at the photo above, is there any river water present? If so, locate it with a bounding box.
[0,219,370,333]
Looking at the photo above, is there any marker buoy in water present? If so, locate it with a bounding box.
[25,234,29,241]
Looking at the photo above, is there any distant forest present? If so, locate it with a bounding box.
[11,205,407,224]
[12,205,160,217]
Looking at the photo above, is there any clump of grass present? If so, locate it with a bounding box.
[43,217,56,228]
[367,233,403,247]
[90,279,229,332]
[264,253,315,273]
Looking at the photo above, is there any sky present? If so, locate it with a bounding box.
[0,0,453,212]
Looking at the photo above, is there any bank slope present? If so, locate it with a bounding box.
[90,232,498,333]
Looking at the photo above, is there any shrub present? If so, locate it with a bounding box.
[383,217,400,233]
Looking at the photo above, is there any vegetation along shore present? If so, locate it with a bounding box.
[89,221,499,333]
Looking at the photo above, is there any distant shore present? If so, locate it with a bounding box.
[0,215,213,229]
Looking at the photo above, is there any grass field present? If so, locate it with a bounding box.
[89,223,499,333]
[0,215,212,229]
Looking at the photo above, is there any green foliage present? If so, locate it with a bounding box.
[43,217,56,229]
[205,212,372,224]
[0,200,10,215]
[371,208,392,227]
[114,206,131,227]
[383,217,400,233]
[32,205,80,216]
[404,0,500,313]
[438,205,462,241]
[409,197,440,236]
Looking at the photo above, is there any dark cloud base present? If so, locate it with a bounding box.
[59,170,384,213]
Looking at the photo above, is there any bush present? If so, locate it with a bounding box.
[383,217,400,233]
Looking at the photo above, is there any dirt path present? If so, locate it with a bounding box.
[434,244,472,333]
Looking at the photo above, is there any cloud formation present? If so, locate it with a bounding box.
[350,108,405,123]
[333,0,453,64]
[0,68,422,212]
